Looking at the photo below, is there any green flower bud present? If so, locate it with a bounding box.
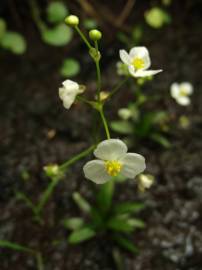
[89,29,102,41]
[65,15,79,27]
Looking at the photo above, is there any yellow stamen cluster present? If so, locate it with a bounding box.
[179,87,188,97]
[132,57,145,70]
[105,160,122,177]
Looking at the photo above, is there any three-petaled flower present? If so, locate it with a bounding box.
[119,46,162,78]
[170,82,193,106]
[59,79,82,109]
[83,139,146,184]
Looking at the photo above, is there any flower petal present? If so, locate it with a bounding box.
[133,69,162,77]
[176,96,190,106]
[129,46,148,58]
[180,82,193,95]
[120,153,146,179]
[62,95,76,109]
[94,139,128,161]
[170,83,180,98]
[63,80,79,92]
[83,160,111,184]
[119,50,130,65]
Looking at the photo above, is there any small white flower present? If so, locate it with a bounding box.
[138,174,154,192]
[59,80,81,109]
[170,82,193,106]
[119,46,162,78]
[83,139,146,184]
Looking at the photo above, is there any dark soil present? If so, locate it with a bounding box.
[1,1,202,269]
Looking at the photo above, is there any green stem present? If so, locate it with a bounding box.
[94,41,101,101]
[99,107,110,139]
[30,0,46,33]
[60,145,95,171]
[108,77,129,99]
[36,178,59,215]
[36,252,44,270]
[75,26,92,49]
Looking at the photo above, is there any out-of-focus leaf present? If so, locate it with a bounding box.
[0,240,34,253]
[47,2,68,23]
[96,180,114,213]
[145,7,171,29]
[83,19,97,29]
[113,202,145,215]
[63,217,84,230]
[151,133,171,148]
[60,58,80,77]
[1,31,26,54]
[132,25,143,43]
[42,24,72,46]
[107,217,135,232]
[73,192,92,214]
[68,227,96,244]
[151,111,168,124]
[127,218,145,228]
[113,235,138,254]
[111,121,134,135]
[0,18,6,40]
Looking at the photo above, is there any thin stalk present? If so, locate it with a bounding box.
[30,0,46,33]
[99,107,110,139]
[60,145,95,171]
[36,178,59,215]
[108,77,129,99]
[36,252,44,270]
[75,26,92,49]
[94,41,101,101]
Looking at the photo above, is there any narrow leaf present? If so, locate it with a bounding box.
[73,192,91,214]
[114,202,145,215]
[113,235,138,254]
[68,227,95,244]
[63,217,84,231]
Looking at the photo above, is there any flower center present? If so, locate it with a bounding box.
[179,87,188,97]
[105,160,122,177]
[132,57,145,70]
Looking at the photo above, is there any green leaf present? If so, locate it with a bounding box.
[0,18,6,40]
[132,25,143,43]
[63,217,84,230]
[60,58,80,77]
[68,227,96,244]
[73,192,92,214]
[110,121,134,135]
[113,202,145,215]
[96,180,114,214]
[151,133,171,148]
[47,2,68,23]
[42,23,72,46]
[83,19,97,29]
[113,235,138,254]
[1,31,26,54]
[107,217,135,232]
[145,7,171,29]
[127,218,145,228]
[0,240,34,253]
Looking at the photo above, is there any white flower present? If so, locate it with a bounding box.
[138,174,154,192]
[119,46,162,78]
[170,82,193,106]
[83,139,146,184]
[59,80,81,109]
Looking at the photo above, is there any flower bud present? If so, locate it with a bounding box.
[65,15,79,26]
[89,29,102,41]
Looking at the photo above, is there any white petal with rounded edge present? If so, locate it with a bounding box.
[170,83,180,98]
[120,153,146,179]
[83,160,111,184]
[180,82,193,95]
[132,69,162,78]
[63,80,79,92]
[119,50,130,65]
[129,47,149,59]
[94,139,128,161]
[177,96,190,106]
[62,95,76,109]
